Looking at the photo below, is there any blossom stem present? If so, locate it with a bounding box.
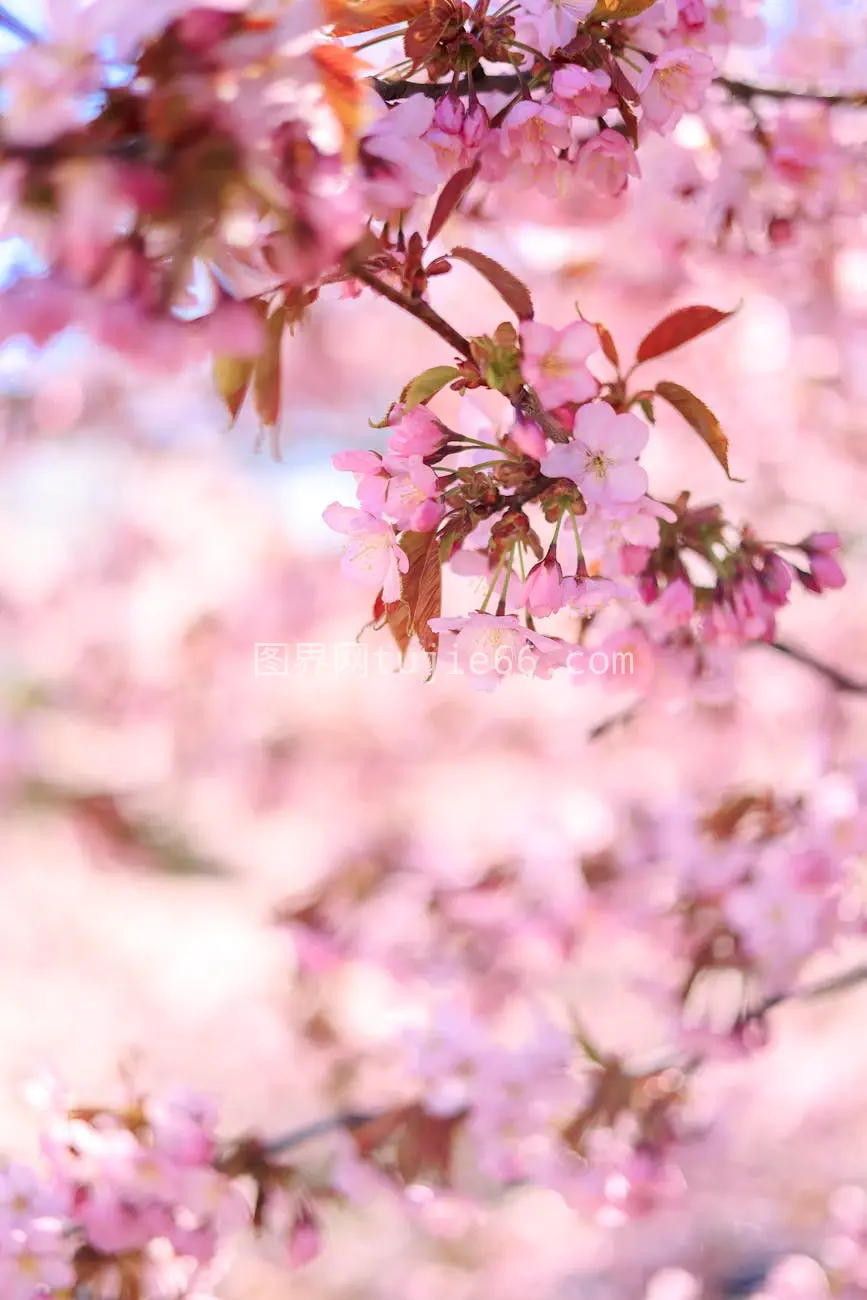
[480,556,506,612]
[496,545,517,615]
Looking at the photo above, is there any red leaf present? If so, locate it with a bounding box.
[595,322,619,370]
[635,305,737,365]
[350,1107,411,1157]
[427,162,480,243]
[450,247,534,320]
[384,599,412,660]
[655,380,743,481]
[253,306,285,428]
[399,531,442,655]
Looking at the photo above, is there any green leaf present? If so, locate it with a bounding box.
[400,366,461,411]
[450,247,534,321]
[655,380,743,481]
[635,305,737,366]
[213,355,254,426]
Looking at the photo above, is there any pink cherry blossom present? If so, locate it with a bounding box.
[322,504,409,601]
[363,98,442,212]
[520,320,600,409]
[500,102,572,166]
[518,0,596,54]
[575,131,641,198]
[387,407,445,459]
[384,456,444,531]
[429,613,568,691]
[521,556,568,617]
[636,48,716,133]
[543,402,649,505]
[551,66,614,117]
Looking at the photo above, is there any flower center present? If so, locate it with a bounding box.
[658,63,691,101]
[587,451,610,479]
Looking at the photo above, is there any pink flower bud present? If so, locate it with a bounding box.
[637,572,658,604]
[759,552,793,605]
[810,553,846,591]
[522,556,566,617]
[289,1202,322,1268]
[462,104,489,150]
[434,95,466,135]
[620,544,652,576]
[801,531,842,554]
[510,418,547,460]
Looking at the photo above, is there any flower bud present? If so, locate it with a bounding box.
[434,94,466,135]
[462,103,489,150]
[510,417,546,461]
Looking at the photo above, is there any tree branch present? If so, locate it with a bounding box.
[768,640,867,695]
[371,71,867,111]
[741,961,867,1025]
[0,4,37,43]
[716,75,867,108]
[263,1110,377,1157]
[348,260,473,360]
[372,72,527,102]
[247,961,867,1165]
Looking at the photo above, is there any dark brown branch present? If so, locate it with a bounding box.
[373,72,526,102]
[716,75,867,108]
[263,1111,377,1157]
[768,640,867,695]
[348,260,473,359]
[251,961,867,1162]
[740,961,867,1025]
[371,71,867,111]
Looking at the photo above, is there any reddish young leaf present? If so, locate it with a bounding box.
[655,380,742,481]
[385,599,412,660]
[450,247,534,320]
[399,531,442,655]
[253,307,285,430]
[427,162,480,243]
[635,305,737,365]
[213,355,254,426]
[350,1107,411,1157]
[326,0,427,36]
[311,43,369,160]
[595,322,620,370]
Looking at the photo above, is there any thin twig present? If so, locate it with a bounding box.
[716,75,867,108]
[263,1111,377,1157]
[254,961,867,1161]
[0,3,38,43]
[741,961,867,1024]
[372,72,527,101]
[349,261,473,359]
[769,640,867,695]
[372,71,867,110]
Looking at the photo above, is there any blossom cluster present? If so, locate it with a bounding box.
[324,310,844,689]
